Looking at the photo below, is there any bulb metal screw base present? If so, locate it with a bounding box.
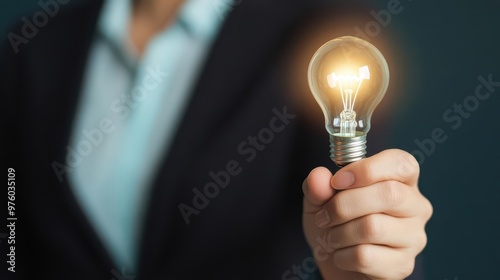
[330,132,367,167]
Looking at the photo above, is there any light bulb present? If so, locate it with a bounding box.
[308,36,389,167]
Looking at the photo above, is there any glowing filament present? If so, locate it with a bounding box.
[327,66,370,136]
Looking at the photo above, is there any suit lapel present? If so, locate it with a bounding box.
[33,0,118,273]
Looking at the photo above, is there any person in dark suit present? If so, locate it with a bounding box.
[1,0,432,279]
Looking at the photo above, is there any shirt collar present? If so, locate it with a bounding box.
[179,0,234,40]
[97,0,136,67]
[97,0,234,63]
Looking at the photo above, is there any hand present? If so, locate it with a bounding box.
[302,149,433,280]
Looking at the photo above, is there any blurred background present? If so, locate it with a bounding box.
[2,0,499,279]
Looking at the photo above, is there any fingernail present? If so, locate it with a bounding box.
[332,171,355,190]
[315,209,330,227]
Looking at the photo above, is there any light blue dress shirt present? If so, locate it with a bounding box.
[68,0,232,271]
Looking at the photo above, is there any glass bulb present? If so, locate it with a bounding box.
[308,36,389,167]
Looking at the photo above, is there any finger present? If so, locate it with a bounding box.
[320,180,425,227]
[302,167,336,214]
[326,214,427,251]
[333,244,416,279]
[331,149,420,190]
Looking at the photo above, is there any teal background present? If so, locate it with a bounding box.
[382,1,500,280]
[1,0,499,279]
[0,2,37,38]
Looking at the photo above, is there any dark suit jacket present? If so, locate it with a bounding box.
[1,0,422,279]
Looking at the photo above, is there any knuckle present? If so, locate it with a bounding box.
[358,162,377,184]
[423,197,434,220]
[403,151,420,174]
[398,258,416,279]
[354,245,376,269]
[395,149,420,179]
[415,232,428,252]
[332,192,351,220]
[382,181,406,208]
[361,215,386,241]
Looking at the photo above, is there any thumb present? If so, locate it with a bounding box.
[302,167,337,215]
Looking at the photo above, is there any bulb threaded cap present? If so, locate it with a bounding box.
[330,133,367,167]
